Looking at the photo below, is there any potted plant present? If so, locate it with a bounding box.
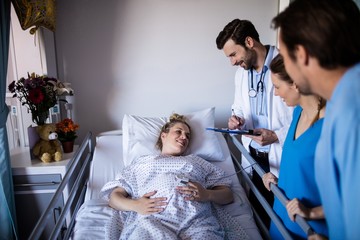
[56,118,79,153]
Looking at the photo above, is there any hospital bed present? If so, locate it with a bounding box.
[29,108,313,239]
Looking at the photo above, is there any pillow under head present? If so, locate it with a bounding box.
[122,107,225,166]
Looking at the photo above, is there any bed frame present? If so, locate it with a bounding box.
[29,132,94,240]
[28,131,315,240]
[225,134,315,239]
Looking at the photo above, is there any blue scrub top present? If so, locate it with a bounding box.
[270,106,328,239]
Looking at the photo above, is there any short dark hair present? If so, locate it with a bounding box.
[216,19,260,50]
[272,0,360,69]
[270,54,293,84]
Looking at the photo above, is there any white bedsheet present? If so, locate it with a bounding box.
[72,131,261,239]
[84,130,124,201]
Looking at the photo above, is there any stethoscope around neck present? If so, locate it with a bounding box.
[248,68,266,98]
[248,45,270,98]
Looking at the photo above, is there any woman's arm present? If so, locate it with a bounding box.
[207,185,234,205]
[286,198,324,221]
[109,187,168,215]
[176,182,234,205]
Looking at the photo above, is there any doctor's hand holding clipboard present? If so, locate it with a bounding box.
[227,109,278,146]
[245,128,279,146]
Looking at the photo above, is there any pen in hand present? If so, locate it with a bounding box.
[232,108,236,116]
[232,109,240,121]
[231,109,243,128]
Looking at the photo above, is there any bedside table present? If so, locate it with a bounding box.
[11,146,78,240]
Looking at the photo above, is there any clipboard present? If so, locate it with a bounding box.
[205,127,261,136]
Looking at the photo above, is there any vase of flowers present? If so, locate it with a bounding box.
[8,72,74,157]
[56,118,79,153]
[8,72,73,125]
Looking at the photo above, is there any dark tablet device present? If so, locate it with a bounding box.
[206,127,261,136]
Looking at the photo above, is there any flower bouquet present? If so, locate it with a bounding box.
[56,118,79,153]
[8,72,73,125]
[8,73,74,158]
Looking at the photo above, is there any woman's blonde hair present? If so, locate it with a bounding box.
[155,113,191,150]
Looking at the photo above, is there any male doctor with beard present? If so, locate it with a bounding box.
[216,19,293,228]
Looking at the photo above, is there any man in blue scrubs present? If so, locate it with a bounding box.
[272,0,360,239]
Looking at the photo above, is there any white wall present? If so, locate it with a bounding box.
[54,0,279,141]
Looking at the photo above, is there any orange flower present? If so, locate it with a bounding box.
[56,118,79,142]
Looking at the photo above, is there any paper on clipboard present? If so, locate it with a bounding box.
[205,127,260,136]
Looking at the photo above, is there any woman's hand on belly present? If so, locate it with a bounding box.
[176,181,208,202]
[134,191,168,215]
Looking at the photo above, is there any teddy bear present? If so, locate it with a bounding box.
[33,123,63,163]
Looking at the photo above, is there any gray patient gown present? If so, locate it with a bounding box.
[100,154,249,240]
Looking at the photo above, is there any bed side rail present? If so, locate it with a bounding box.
[226,134,314,240]
[29,132,94,240]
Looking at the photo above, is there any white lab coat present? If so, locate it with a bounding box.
[231,46,293,177]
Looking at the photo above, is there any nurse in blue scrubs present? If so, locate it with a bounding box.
[262,54,328,239]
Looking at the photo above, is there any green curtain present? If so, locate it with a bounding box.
[0,0,17,239]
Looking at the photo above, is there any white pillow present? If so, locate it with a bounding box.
[122,107,225,166]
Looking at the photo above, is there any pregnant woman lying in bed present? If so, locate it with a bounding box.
[100,113,249,240]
